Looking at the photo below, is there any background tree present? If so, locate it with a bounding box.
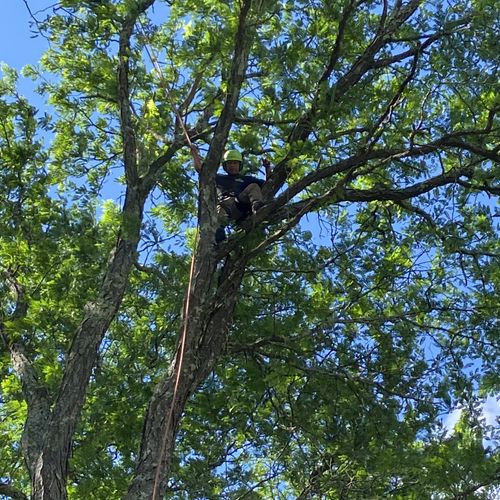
[0,0,498,498]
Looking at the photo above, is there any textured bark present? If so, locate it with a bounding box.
[125,254,248,500]
[31,187,148,500]
[29,161,180,499]
[1,273,50,480]
[125,2,255,498]
[29,3,158,498]
[10,342,50,479]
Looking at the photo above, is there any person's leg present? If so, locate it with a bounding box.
[219,197,244,221]
[238,183,264,213]
[215,197,244,243]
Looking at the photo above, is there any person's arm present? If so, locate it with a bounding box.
[191,144,202,172]
[262,158,272,181]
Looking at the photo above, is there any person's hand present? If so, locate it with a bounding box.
[191,144,202,171]
[262,158,272,178]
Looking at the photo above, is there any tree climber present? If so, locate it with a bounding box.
[192,147,272,243]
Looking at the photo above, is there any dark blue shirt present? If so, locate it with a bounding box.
[216,173,264,199]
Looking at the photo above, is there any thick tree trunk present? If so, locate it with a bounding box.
[126,3,255,496]
[25,3,159,496]
[125,253,248,499]
[31,188,147,500]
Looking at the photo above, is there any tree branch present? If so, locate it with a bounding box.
[7,338,51,477]
[234,115,297,126]
[117,0,155,186]
[125,2,257,498]
[118,24,138,185]
[4,269,28,320]
[267,0,427,197]
[289,0,424,144]
[32,3,157,498]
[253,136,498,250]
[364,51,420,148]
[1,271,50,476]
[0,482,29,500]
[318,0,359,85]
[451,470,500,499]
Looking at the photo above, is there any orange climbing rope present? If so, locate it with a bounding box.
[152,236,197,500]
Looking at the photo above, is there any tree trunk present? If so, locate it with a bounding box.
[125,253,248,499]
[31,188,147,499]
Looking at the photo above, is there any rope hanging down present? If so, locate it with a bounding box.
[152,233,198,500]
[137,23,195,148]
[136,21,200,500]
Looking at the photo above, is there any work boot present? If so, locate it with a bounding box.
[215,225,227,244]
[251,200,264,214]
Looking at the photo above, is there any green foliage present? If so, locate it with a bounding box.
[1,0,499,498]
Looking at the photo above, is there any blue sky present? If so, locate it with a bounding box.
[0,1,50,69]
[0,0,52,101]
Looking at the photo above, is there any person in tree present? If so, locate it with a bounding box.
[192,147,272,243]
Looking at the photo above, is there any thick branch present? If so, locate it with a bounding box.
[118,0,155,186]
[9,339,50,477]
[1,272,50,476]
[126,2,256,498]
[289,0,424,144]
[34,191,147,499]
[125,253,249,499]
[0,482,29,500]
[273,134,497,211]
[4,269,28,320]
[252,138,498,258]
[201,0,254,176]
[32,4,156,499]
[188,0,256,313]
[194,0,255,296]
[277,163,473,223]
[267,0,426,197]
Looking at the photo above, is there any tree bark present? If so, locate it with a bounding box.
[31,188,147,499]
[125,253,248,499]
[29,2,159,497]
[126,2,256,495]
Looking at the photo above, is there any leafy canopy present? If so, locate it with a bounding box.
[1,0,499,498]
